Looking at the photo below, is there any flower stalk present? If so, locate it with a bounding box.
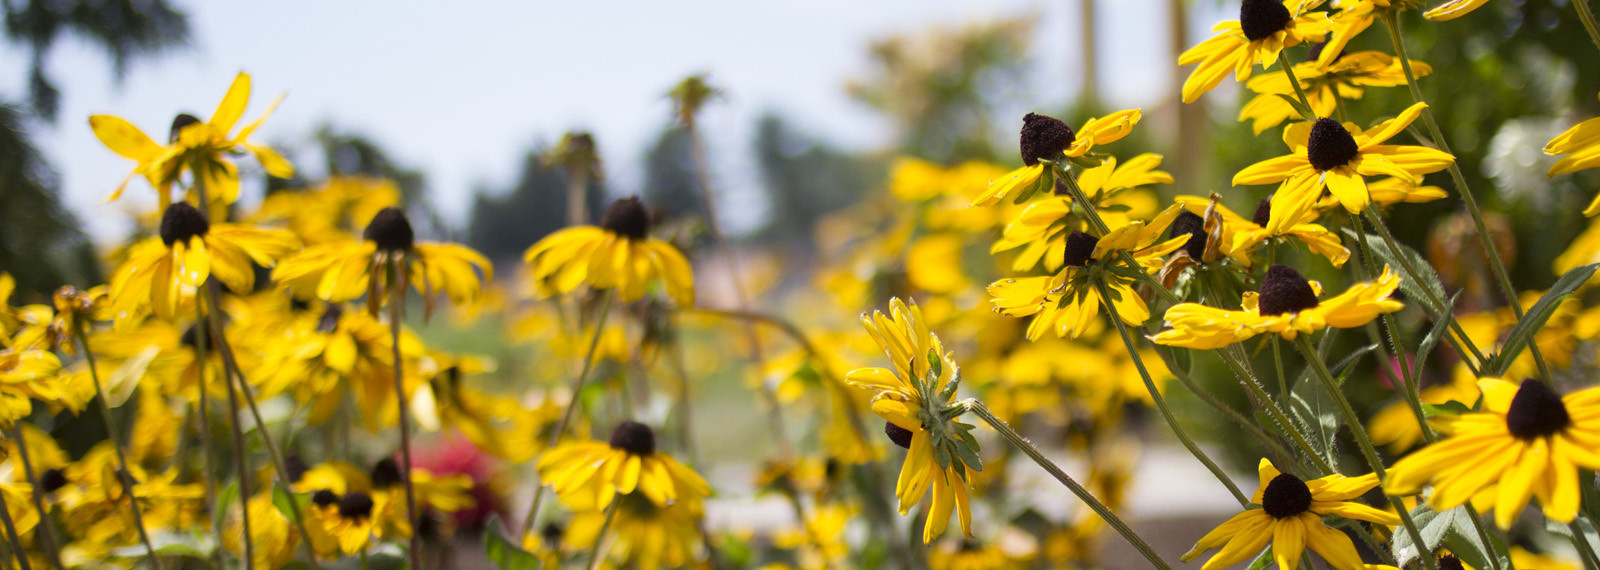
[9,428,63,570]
[0,488,33,570]
[963,399,1172,570]
[71,319,162,569]
[521,292,614,537]
[385,260,425,570]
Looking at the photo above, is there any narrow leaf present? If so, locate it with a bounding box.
[1485,263,1599,375]
[1342,228,1448,315]
[484,515,542,570]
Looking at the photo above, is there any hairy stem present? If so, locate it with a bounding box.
[522,293,614,537]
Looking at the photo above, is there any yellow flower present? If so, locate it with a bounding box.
[992,154,1172,272]
[315,490,387,555]
[1235,103,1454,213]
[1368,365,1482,453]
[224,494,297,569]
[1545,106,1600,215]
[252,175,402,245]
[1184,459,1399,570]
[1386,377,1600,529]
[273,207,493,314]
[1151,264,1403,349]
[109,201,300,323]
[989,205,1190,340]
[1422,0,1497,20]
[537,421,710,512]
[974,110,1142,206]
[523,196,694,306]
[1176,193,1350,268]
[89,72,292,209]
[568,492,705,570]
[1178,0,1332,104]
[845,298,978,543]
[928,537,1029,570]
[255,303,424,429]
[1240,50,1428,134]
[0,349,78,427]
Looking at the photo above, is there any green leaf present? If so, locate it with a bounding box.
[272,482,308,523]
[1421,401,1472,418]
[1341,229,1448,315]
[1245,545,1276,570]
[953,431,984,472]
[1010,167,1054,204]
[926,349,942,381]
[1392,503,1458,568]
[484,516,542,570]
[1445,518,1510,570]
[110,530,214,559]
[215,480,239,530]
[1274,93,1316,122]
[1484,263,1599,375]
[1099,203,1133,213]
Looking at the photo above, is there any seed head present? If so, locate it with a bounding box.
[1260,472,1312,518]
[1170,211,1208,260]
[1505,379,1572,440]
[338,492,375,521]
[159,202,210,247]
[884,421,914,449]
[1240,0,1293,42]
[1062,231,1101,268]
[1306,118,1360,172]
[608,420,658,456]
[169,113,202,143]
[363,207,416,251]
[1019,113,1076,166]
[1252,197,1273,227]
[600,197,650,240]
[1257,265,1319,316]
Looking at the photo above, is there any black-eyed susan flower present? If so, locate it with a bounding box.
[1421,0,1498,20]
[989,206,1190,340]
[523,196,695,306]
[1545,102,1600,215]
[1240,50,1427,134]
[90,72,292,210]
[1386,377,1600,529]
[1235,103,1455,214]
[537,421,710,512]
[273,206,492,315]
[992,153,1172,272]
[1177,194,1350,268]
[974,110,1142,206]
[568,492,705,570]
[317,490,387,555]
[109,201,300,322]
[1151,264,1403,349]
[1184,459,1399,569]
[845,298,980,543]
[0,349,83,426]
[1178,0,1332,104]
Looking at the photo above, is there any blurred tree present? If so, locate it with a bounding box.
[752,113,883,248]
[3,0,190,122]
[847,17,1032,164]
[0,105,98,301]
[466,146,605,262]
[641,125,706,225]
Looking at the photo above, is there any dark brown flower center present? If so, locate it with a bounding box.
[40,469,67,493]
[1252,197,1273,227]
[1438,555,1465,570]
[609,420,657,456]
[363,207,415,251]
[169,113,202,143]
[1240,0,1293,42]
[370,457,403,488]
[1258,265,1319,316]
[338,491,374,521]
[285,455,309,483]
[1020,113,1076,166]
[1261,472,1312,518]
[884,421,914,449]
[317,305,343,333]
[159,201,210,247]
[1063,230,1100,268]
[1506,378,1571,440]
[600,197,650,239]
[311,489,340,507]
[1170,211,1208,260]
[1306,118,1360,172]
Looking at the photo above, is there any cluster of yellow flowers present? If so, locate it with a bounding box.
[5,0,1600,568]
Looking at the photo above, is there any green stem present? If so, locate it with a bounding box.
[1573,0,1600,54]
[964,400,1172,570]
[9,428,63,570]
[1377,11,1550,381]
[1348,213,1437,449]
[1569,520,1600,570]
[1217,346,1337,476]
[1271,337,1289,406]
[1291,336,1438,570]
[586,501,619,570]
[0,489,32,570]
[1095,281,1248,505]
[522,293,615,537]
[190,305,225,570]
[1359,207,1490,370]
[1276,52,1316,119]
[71,320,163,568]
[1152,348,1300,467]
[385,260,425,570]
[199,282,323,569]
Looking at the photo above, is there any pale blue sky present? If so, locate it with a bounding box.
[2,0,1225,240]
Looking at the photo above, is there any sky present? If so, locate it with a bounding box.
[2,0,1224,241]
